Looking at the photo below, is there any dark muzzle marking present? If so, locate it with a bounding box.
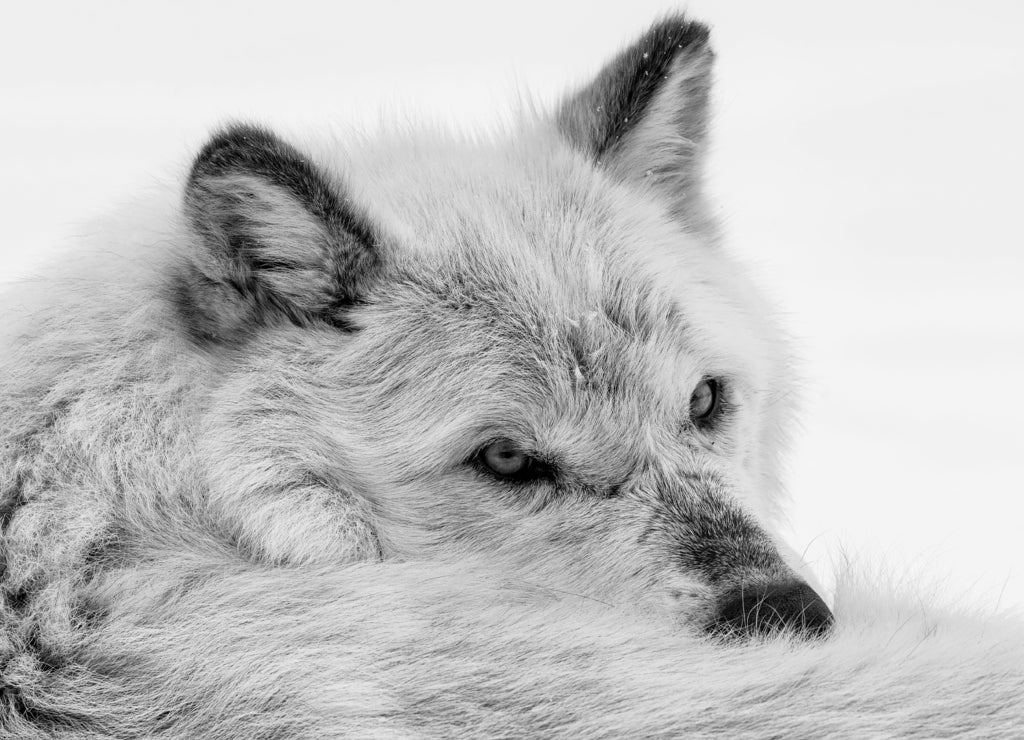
[709,580,834,639]
[645,471,835,639]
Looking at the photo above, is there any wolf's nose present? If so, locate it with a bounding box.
[710,580,833,638]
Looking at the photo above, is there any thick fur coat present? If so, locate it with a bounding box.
[2,15,1022,738]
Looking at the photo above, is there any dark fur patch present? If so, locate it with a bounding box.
[641,472,785,586]
[188,124,378,257]
[1,687,55,730]
[557,16,711,160]
[179,123,384,342]
[0,470,26,532]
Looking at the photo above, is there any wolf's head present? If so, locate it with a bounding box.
[174,16,831,638]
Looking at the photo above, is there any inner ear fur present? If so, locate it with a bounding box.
[175,124,383,342]
[557,16,714,229]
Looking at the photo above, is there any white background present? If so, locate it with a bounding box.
[3,1,1023,611]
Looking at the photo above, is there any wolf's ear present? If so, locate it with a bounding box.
[557,17,714,227]
[175,124,383,342]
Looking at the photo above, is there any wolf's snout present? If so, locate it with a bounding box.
[710,581,833,639]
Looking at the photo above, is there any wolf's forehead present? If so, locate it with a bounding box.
[388,229,695,413]
[390,258,685,426]
[344,132,761,375]
[394,194,686,352]
[343,132,626,252]
[352,136,680,305]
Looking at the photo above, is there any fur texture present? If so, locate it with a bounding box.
[1,15,1022,738]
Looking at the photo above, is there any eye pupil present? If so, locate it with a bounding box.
[482,440,530,477]
[690,378,719,422]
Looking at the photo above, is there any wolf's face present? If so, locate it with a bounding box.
[177,19,831,636]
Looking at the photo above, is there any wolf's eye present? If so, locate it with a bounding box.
[689,377,721,425]
[479,439,546,481]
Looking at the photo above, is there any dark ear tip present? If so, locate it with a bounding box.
[645,14,713,57]
[653,13,711,40]
[189,123,288,183]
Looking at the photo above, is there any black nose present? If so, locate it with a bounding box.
[710,580,834,638]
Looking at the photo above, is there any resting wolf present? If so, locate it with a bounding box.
[1,15,1022,738]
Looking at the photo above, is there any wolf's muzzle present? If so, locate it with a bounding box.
[709,580,833,639]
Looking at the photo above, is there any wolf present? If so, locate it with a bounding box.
[1,14,1022,738]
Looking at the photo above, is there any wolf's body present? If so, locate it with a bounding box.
[1,15,1022,738]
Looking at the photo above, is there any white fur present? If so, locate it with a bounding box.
[2,16,1022,738]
